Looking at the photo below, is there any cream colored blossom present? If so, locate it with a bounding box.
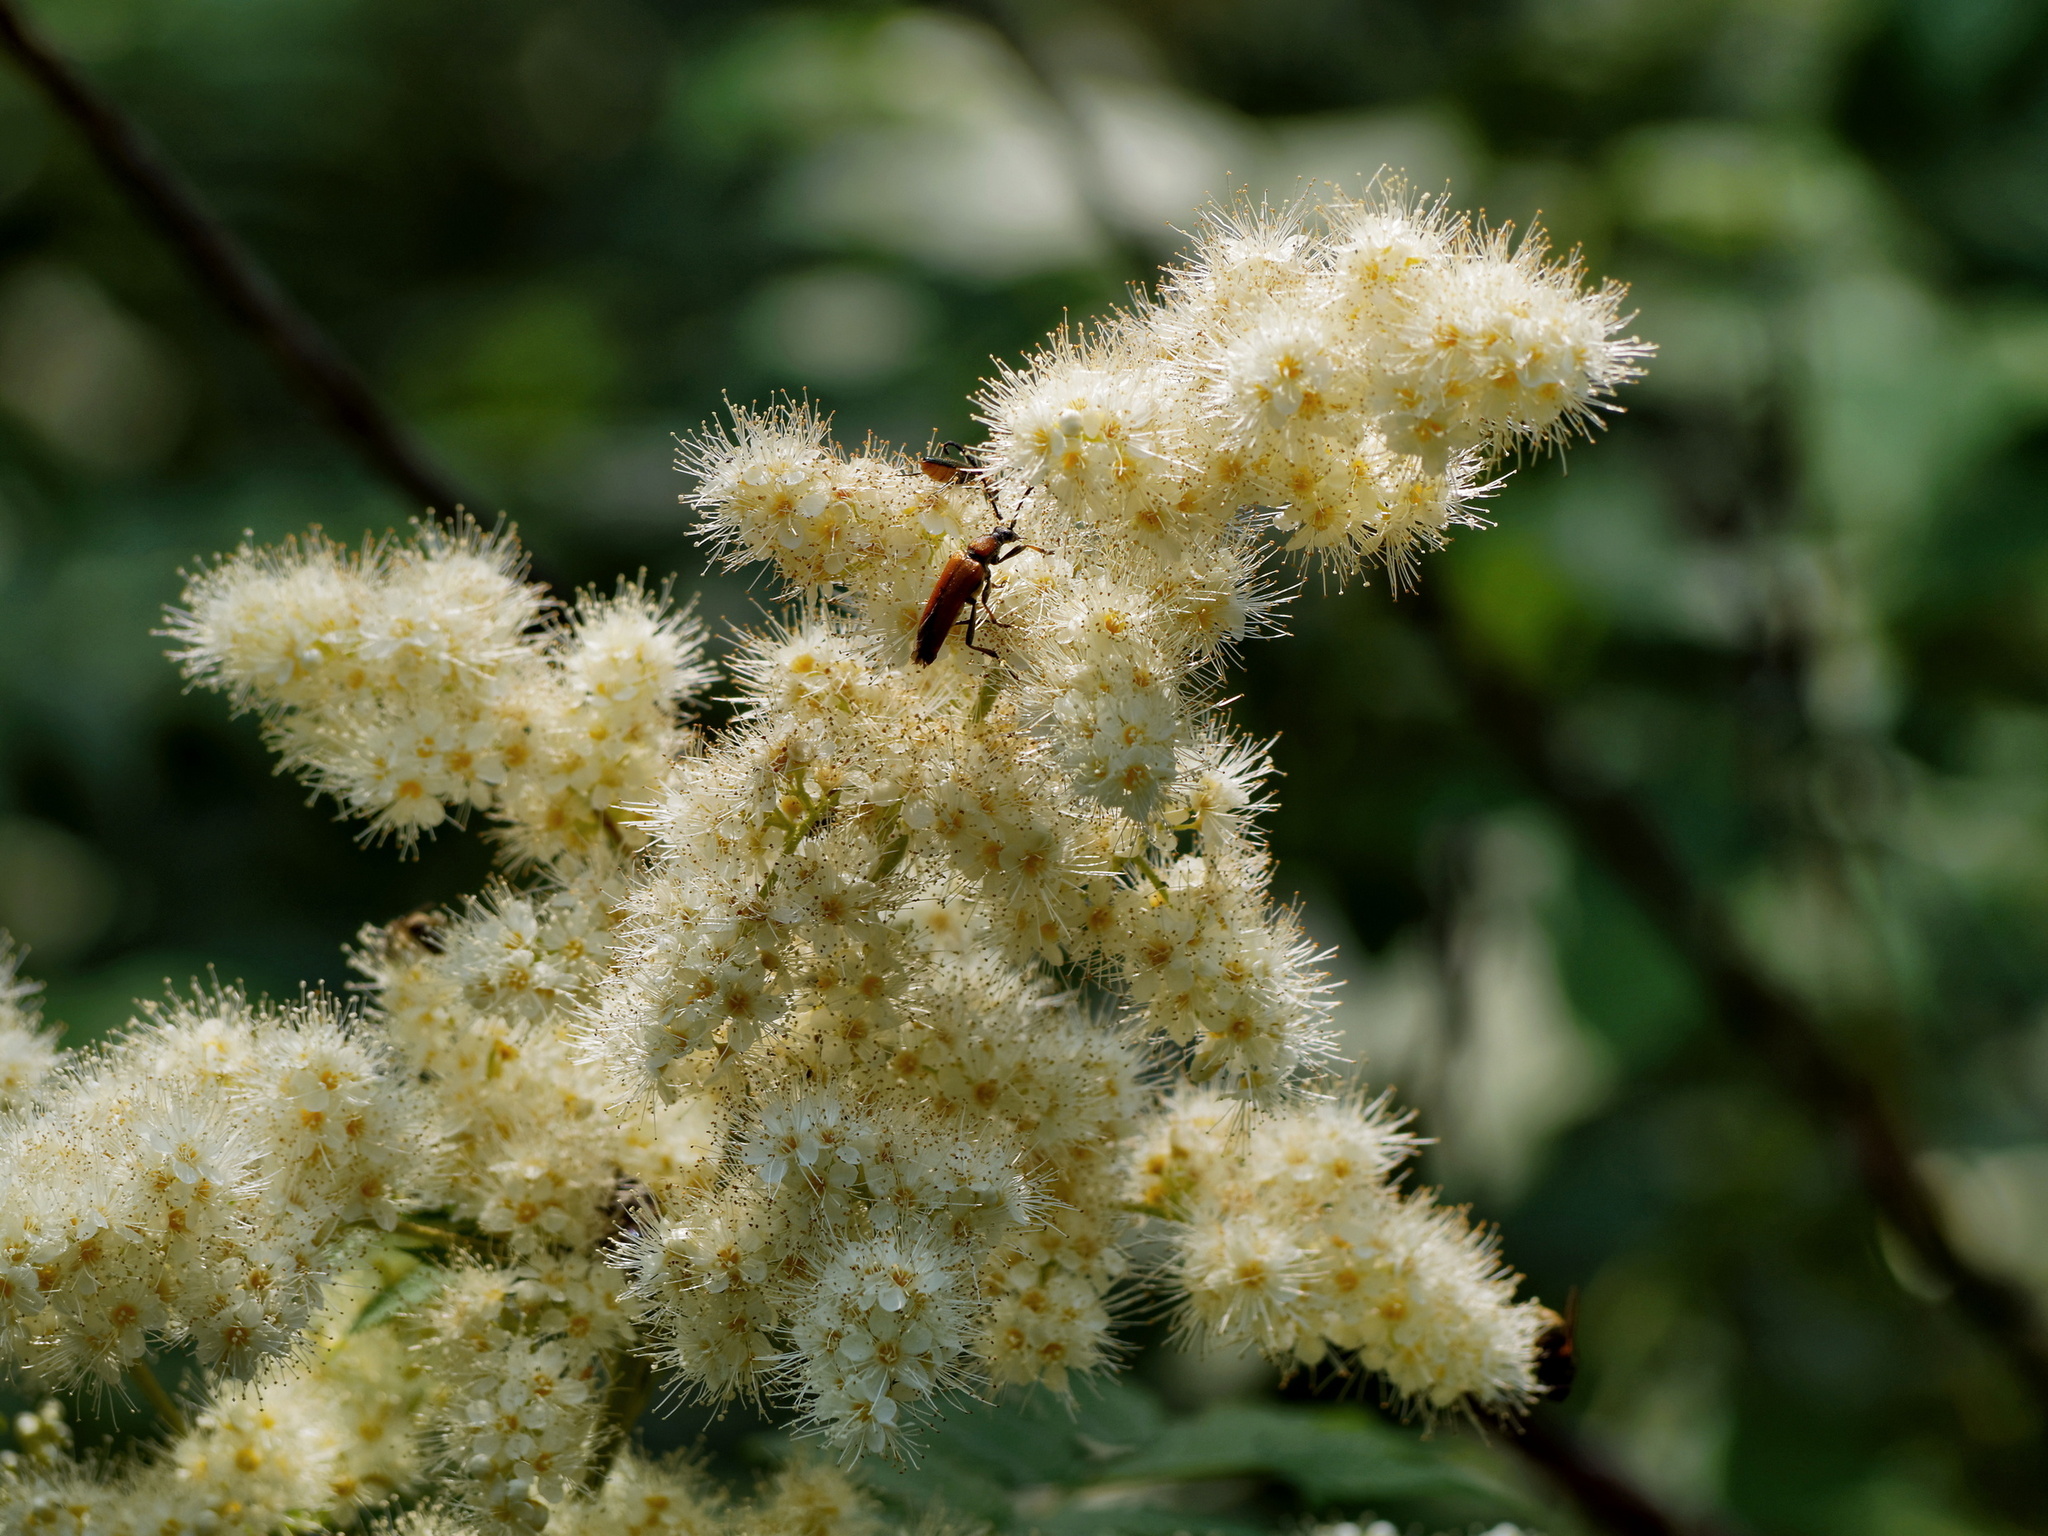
[0,179,1638,1528]
[166,523,709,862]
[1132,1090,1554,1413]
[0,937,57,1113]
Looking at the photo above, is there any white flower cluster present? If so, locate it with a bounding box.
[976,191,1640,595]
[0,991,441,1386]
[436,1333,599,1528]
[587,191,1635,1449]
[0,941,57,1114]
[611,963,1141,1455]
[0,876,721,1530]
[2,1284,426,1536]
[2,184,1644,1532]
[1133,1092,1551,1409]
[166,523,711,861]
[358,879,724,1258]
[391,1454,890,1536]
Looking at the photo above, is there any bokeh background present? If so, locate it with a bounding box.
[5,0,2048,1531]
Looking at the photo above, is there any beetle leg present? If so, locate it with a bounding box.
[979,590,1020,631]
[963,569,1004,659]
[978,546,1045,633]
[985,561,1044,631]
[964,598,1003,660]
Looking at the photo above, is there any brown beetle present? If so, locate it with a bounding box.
[921,439,1000,514]
[385,909,447,955]
[914,523,1046,664]
[603,1175,660,1242]
[919,440,979,486]
[1534,1286,1579,1401]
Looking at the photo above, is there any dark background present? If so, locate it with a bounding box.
[5,0,2048,1530]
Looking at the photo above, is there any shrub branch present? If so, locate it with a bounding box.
[0,0,476,517]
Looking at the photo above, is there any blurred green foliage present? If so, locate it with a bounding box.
[7,0,2048,1531]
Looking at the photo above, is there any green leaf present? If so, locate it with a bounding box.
[352,1260,447,1333]
[757,1382,1541,1533]
[753,1379,1173,1532]
[1090,1404,1541,1521]
[854,1446,1017,1530]
[1032,1508,1268,1536]
[1061,1376,1171,1459]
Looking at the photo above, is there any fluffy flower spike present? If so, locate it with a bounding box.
[0,178,1638,1533]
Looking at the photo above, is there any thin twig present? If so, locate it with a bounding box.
[0,0,477,516]
[129,1358,188,1440]
[1408,584,2048,1415]
[1507,1417,1730,1536]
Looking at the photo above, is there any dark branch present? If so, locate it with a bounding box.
[0,0,478,517]
[1409,584,2048,1416]
[1508,1416,1731,1536]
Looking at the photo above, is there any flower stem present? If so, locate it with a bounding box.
[971,671,1003,722]
[582,1349,656,1491]
[1120,855,1171,895]
[394,1217,495,1253]
[129,1358,188,1439]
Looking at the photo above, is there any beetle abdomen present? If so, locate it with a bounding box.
[914,554,985,664]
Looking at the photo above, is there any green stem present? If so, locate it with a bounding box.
[867,830,911,883]
[394,1217,494,1253]
[582,1349,657,1491]
[130,1358,188,1439]
[1121,855,1171,895]
[1114,1199,1179,1222]
[970,671,1003,722]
